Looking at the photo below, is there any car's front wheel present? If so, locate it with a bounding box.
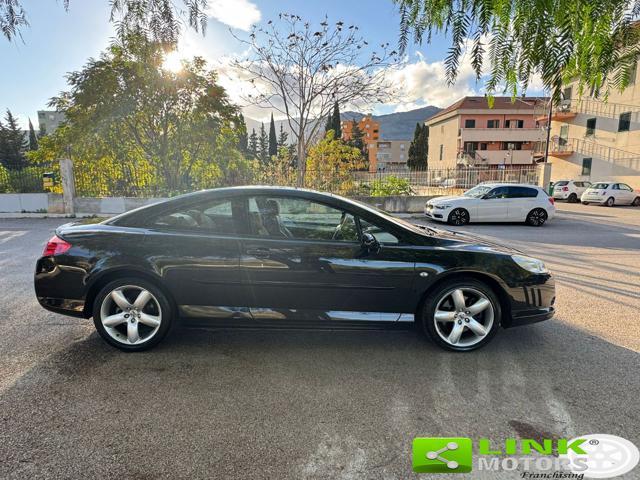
[447,208,470,226]
[92,278,173,351]
[422,279,500,352]
[526,208,548,226]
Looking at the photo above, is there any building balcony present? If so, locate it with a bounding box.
[459,127,544,143]
[458,149,536,165]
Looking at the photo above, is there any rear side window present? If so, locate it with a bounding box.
[152,198,238,234]
[507,186,539,198]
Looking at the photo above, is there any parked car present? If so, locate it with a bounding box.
[581,182,640,206]
[425,183,555,226]
[34,187,555,353]
[552,180,591,202]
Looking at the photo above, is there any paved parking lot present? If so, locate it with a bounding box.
[1,203,639,479]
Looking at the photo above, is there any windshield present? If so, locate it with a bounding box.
[591,183,609,189]
[463,185,493,198]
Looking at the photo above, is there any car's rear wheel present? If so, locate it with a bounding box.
[632,197,640,207]
[93,278,173,351]
[568,193,578,203]
[447,208,470,226]
[606,196,615,207]
[582,201,589,205]
[422,279,501,352]
[526,208,547,226]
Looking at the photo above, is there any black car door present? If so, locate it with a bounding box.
[238,194,415,322]
[143,195,250,319]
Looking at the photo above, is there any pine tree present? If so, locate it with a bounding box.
[408,123,429,169]
[28,118,38,151]
[258,122,269,164]
[349,120,364,153]
[248,128,258,159]
[0,109,27,169]
[277,124,288,148]
[268,113,278,158]
[237,113,248,155]
[331,101,341,139]
[324,113,333,135]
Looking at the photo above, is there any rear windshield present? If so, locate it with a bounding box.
[554,181,569,186]
[591,183,609,189]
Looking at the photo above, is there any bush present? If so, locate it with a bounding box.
[366,176,414,196]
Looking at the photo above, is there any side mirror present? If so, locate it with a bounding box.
[361,232,380,253]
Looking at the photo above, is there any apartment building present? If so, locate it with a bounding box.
[425,96,547,169]
[37,110,66,135]
[537,67,640,188]
[375,140,411,171]
[341,115,380,172]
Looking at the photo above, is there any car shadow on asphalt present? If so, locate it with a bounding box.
[1,318,639,479]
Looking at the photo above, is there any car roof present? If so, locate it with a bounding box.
[479,183,541,188]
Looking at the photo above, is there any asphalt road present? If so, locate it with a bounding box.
[0,203,639,479]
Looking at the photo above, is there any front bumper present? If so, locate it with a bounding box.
[424,205,449,222]
[505,275,556,328]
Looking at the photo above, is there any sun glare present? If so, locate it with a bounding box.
[162,51,184,73]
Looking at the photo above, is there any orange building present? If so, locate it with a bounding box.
[341,115,381,172]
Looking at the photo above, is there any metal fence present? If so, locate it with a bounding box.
[0,166,60,193]
[72,162,540,198]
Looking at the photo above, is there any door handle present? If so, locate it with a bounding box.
[246,247,271,258]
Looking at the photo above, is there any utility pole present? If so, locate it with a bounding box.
[543,96,553,163]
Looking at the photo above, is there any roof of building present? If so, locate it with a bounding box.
[425,96,548,124]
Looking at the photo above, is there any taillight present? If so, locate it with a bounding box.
[548,197,555,205]
[43,235,71,257]
[562,186,569,191]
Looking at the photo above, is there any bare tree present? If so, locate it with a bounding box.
[231,13,398,180]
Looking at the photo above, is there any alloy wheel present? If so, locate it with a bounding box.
[449,208,469,226]
[433,287,494,348]
[100,285,162,345]
[606,197,615,207]
[632,197,640,207]
[527,209,547,226]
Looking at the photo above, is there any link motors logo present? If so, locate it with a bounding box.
[413,434,639,478]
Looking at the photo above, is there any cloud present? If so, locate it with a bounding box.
[205,0,261,31]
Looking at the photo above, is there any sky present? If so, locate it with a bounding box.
[0,0,544,129]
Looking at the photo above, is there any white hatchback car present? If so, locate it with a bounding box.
[552,180,591,203]
[581,182,640,207]
[425,183,556,226]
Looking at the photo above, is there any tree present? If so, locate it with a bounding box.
[331,101,341,139]
[2,0,209,43]
[248,128,258,159]
[306,130,366,193]
[324,114,333,135]
[408,122,428,169]
[396,0,640,102]
[268,113,278,158]
[28,118,38,151]
[348,120,365,153]
[0,109,28,169]
[258,122,269,164]
[237,113,248,155]
[277,124,288,148]
[232,14,398,181]
[42,33,247,194]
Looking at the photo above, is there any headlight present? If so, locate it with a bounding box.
[434,204,452,209]
[512,255,548,274]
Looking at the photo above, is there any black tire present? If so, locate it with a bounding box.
[421,278,501,352]
[526,208,548,226]
[92,277,173,352]
[447,208,470,226]
[568,193,578,203]
[605,196,615,207]
[632,197,640,207]
[581,202,589,205]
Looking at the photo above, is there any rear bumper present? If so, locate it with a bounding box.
[35,256,89,318]
[581,196,605,203]
[37,296,86,318]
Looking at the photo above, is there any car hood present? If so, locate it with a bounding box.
[427,195,475,205]
[426,226,523,255]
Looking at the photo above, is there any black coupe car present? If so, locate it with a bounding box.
[34,187,555,352]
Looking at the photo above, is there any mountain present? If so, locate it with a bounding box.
[244,105,441,144]
[340,106,441,140]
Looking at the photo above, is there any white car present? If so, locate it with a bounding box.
[425,183,556,226]
[552,180,591,202]
[581,182,640,206]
